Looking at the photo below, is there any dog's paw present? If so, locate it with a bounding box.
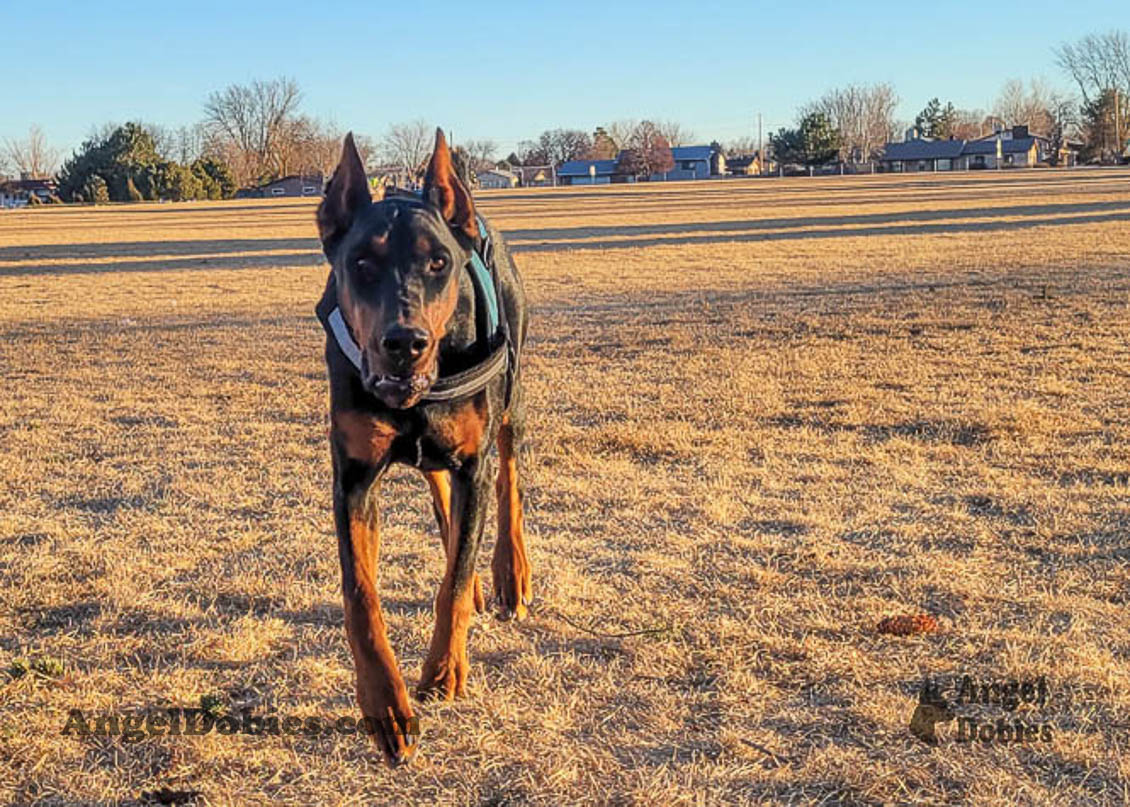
[358,699,418,767]
[416,651,469,701]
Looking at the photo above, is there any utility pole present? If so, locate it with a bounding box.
[758,112,763,176]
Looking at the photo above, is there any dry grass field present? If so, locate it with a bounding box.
[1,169,1129,805]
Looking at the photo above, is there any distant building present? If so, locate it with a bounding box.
[235,173,324,198]
[0,175,57,207]
[476,168,519,189]
[879,126,1074,172]
[725,152,763,176]
[557,144,727,185]
[514,165,556,187]
[657,145,725,180]
[880,138,967,172]
[556,159,618,185]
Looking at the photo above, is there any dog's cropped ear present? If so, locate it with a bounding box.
[317,132,371,255]
[422,128,476,242]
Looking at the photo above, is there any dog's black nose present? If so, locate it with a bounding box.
[381,325,431,362]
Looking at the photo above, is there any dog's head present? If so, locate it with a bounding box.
[317,128,477,408]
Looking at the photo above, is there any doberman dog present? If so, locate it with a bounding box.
[315,129,530,765]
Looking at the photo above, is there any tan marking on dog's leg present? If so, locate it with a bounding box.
[492,416,531,620]
[341,492,417,764]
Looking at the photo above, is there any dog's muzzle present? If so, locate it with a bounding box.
[361,353,435,408]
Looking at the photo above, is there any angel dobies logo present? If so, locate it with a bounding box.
[909,675,1053,745]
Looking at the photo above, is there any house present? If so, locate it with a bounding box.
[725,153,763,176]
[0,181,23,208]
[260,173,324,197]
[556,159,618,185]
[961,134,1039,169]
[236,173,324,198]
[557,144,728,185]
[514,165,556,187]
[879,137,967,172]
[0,175,57,207]
[476,168,519,189]
[879,126,1071,172]
[653,145,725,180]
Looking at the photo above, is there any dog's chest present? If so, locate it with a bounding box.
[417,399,488,467]
[332,399,488,470]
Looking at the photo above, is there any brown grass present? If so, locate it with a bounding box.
[2,169,1129,805]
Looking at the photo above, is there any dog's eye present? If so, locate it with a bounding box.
[429,256,448,273]
[354,257,376,276]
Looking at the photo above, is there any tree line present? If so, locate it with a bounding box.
[770,30,1130,168]
[4,27,1129,202]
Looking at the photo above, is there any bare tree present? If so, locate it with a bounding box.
[1055,31,1130,157]
[656,120,695,147]
[725,136,758,155]
[951,108,987,139]
[351,134,376,170]
[461,139,498,172]
[3,125,60,178]
[606,119,639,151]
[279,116,345,176]
[804,83,899,161]
[621,120,673,175]
[515,140,547,166]
[141,123,177,162]
[1055,30,1130,105]
[536,129,591,166]
[203,76,303,184]
[171,124,207,165]
[802,83,898,162]
[1047,94,1081,165]
[994,78,1061,135]
[380,119,433,181]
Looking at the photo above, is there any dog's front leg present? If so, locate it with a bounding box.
[332,449,417,765]
[417,456,489,700]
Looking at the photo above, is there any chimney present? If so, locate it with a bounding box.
[1011,125,1029,139]
[905,126,919,142]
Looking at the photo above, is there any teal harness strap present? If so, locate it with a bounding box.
[470,216,500,334]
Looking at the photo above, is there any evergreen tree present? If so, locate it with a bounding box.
[190,157,236,199]
[58,122,237,202]
[771,113,841,166]
[82,175,110,204]
[914,98,959,138]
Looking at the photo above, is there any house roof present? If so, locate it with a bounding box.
[882,138,966,161]
[2,177,56,190]
[726,154,759,168]
[670,145,715,161]
[557,159,618,177]
[260,173,323,187]
[883,135,1040,161]
[961,136,1037,155]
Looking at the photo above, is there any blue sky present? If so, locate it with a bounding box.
[2,1,1124,159]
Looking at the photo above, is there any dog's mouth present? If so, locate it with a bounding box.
[366,370,435,408]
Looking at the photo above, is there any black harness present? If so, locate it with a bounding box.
[315,214,517,406]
